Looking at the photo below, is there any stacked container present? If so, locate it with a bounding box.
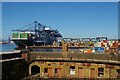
[20,33,28,39]
[12,33,19,39]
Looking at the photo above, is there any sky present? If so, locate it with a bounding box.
[2,2,118,40]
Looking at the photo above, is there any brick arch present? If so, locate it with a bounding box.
[29,61,40,75]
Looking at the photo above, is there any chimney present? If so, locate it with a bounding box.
[62,43,68,56]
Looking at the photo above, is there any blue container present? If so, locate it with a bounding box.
[94,47,104,51]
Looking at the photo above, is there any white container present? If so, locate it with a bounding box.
[92,50,95,52]
[45,27,50,30]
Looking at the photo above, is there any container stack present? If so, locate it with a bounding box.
[12,32,28,40]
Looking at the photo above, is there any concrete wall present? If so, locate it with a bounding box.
[29,61,119,78]
[1,59,28,80]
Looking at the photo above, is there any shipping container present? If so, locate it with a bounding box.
[20,33,28,39]
[12,33,19,38]
[94,47,104,51]
[83,49,92,53]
